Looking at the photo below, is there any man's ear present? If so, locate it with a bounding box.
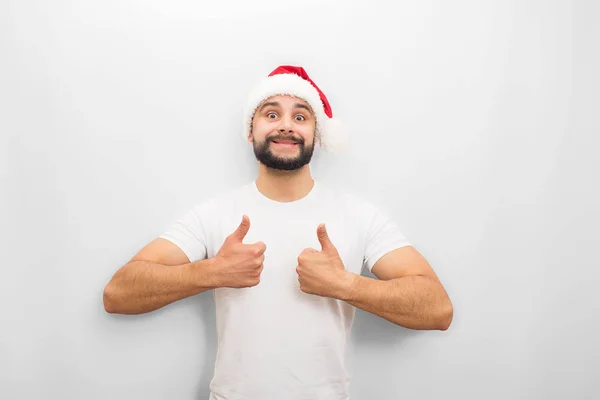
[247,129,253,143]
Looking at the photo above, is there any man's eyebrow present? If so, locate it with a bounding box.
[294,103,312,112]
[259,101,280,111]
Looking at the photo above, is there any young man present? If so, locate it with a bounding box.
[103,65,453,399]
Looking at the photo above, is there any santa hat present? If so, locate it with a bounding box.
[242,65,348,153]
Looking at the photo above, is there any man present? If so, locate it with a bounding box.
[103,65,453,399]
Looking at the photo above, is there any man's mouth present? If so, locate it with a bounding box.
[271,139,301,150]
[272,140,300,145]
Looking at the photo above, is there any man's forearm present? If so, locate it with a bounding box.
[103,259,217,315]
[340,274,453,330]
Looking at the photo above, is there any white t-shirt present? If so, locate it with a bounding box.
[159,180,411,400]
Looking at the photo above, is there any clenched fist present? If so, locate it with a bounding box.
[296,224,357,299]
[211,215,266,288]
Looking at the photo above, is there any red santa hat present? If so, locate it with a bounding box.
[243,65,348,153]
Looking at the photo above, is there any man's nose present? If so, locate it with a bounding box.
[278,116,294,133]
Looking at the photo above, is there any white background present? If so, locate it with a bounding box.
[2,1,599,399]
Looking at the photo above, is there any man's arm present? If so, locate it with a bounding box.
[103,238,218,315]
[340,246,453,330]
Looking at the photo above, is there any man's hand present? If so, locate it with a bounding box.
[296,224,357,299]
[211,215,266,288]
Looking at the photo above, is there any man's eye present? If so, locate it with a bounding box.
[267,112,277,118]
[295,115,305,121]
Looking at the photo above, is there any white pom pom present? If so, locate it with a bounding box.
[319,118,349,154]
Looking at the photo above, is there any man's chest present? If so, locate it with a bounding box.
[204,209,366,276]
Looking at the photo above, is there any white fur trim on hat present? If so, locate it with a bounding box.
[319,117,349,154]
[242,73,348,154]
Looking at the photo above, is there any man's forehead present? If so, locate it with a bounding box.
[259,95,312,111]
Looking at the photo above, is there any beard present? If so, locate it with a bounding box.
[253,135,315,171]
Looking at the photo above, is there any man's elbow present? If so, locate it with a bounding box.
[437,302,454,331]
[103,284,119,314]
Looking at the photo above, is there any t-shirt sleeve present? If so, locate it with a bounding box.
[158,205,208,263]
[362,202,412,273]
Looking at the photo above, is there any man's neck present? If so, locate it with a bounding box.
[255,164,315,203]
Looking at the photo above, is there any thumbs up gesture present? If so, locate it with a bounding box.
[296,224,357,299]
[212,215,267,288]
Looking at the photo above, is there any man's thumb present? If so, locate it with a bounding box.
[232,214,250,242]
[317,224,335,253]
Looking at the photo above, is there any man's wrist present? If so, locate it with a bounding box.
[189,257,221,290]
[335,270,360,302]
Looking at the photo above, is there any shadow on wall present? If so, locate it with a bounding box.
[190,292,217,400]
[102,291,218,399]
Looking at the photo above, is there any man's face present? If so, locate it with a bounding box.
[249,95,317,171]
